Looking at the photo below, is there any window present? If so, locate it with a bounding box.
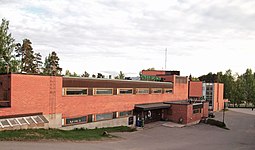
[136,88,149,94]
[87,114,94,123]
[63,88,88,96]
[119,111,132,117]
[66,116,86,125]
[151,88,162,94]
[96,113,113,121]
[94,88,113,95]
[164,89,173,94]
[118,88,133,94]
[193,108,201,114]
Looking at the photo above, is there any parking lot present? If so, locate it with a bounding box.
[1,109,255,150]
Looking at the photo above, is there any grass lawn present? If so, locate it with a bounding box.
[0,126,136,141]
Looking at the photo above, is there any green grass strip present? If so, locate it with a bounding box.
[0,126,136,141]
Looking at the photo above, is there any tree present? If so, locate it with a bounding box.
[43,51,62,75]
[115,71,125,79]
[65,70,71,76]
[233,75,245,107]
[92,74,96,78]
[81,71,90,77]
[0,19,17,73]
[72,72,79,77]
[243,69,255,107]
[33,52,42,74]
[143,67,156,71]
[15,39,38,73]
[221,70,235,101]
[97,73,104,78]
[189,74,200,81]
[198,72,218,83]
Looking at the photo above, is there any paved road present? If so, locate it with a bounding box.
[228,108,255,116]
[0,110,254,150]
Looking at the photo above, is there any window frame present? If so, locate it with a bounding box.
[151,88,163,94]
[164,88,173,94]
[63,88,88,96]
[65,116,87,125]
[117,88,133,95]
[119,110,133,117]
[95,112,113,121]
[93,88,113,95]
[136,88,150,94]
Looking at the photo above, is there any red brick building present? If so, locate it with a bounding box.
[0,73,210,130]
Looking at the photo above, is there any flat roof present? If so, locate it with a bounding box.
[135,102,170,111]
[164,100,190,105]
[63,77,173,88]
[63,76,172,84]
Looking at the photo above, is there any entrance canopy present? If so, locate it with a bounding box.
[135,102,170,111]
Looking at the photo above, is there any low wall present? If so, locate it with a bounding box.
[61,116,135,130]
[44,114,62,129]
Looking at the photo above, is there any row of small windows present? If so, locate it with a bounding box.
[64,111,133,126]
[62,88,173,96]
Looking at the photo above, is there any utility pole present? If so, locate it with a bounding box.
[165,48,167,70]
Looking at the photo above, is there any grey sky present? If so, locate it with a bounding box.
[0,0,255,77]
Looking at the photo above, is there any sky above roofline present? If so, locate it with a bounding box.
[1,0,255,77]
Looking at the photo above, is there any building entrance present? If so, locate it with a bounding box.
[134,103,170,124]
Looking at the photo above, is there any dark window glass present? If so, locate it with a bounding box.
[119,89,133,94]
[66,89,87,95]
[88,114,93,123]
[152,89,162,94]
[193,108,201,114]
[165,89,173,93]
[113,112,117,119]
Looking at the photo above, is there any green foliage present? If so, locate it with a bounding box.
[0,126,136,141]
[97,73,105,78]
[145,68,155,71]
[0,18,17,73]
[15,39,42,74]
[140,74,161,81]
[189,74,200,81]
[64,70,79,77]
[115,71,125,79]
[81,71,90,77]
[43,51,62,76]
[201,69,255,107]
[198,72,219,83]
[65,70,71,76]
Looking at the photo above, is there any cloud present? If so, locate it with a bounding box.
[0,0,255,76]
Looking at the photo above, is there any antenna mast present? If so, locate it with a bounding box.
[165,48,167,70]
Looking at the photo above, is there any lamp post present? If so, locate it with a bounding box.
[223,104,226,124]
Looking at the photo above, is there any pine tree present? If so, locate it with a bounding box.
[81,71,90,77]
[43,51,62,76]
[33,52,42,74]
[16,39,36,73]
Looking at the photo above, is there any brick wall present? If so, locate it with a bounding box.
[213,83,224,111]
[0,74,62,117]
[189,81,203,98]
[141,70,166,76]
[0,74,189,120]
[0,74,11,107]
[167,104,188,124]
